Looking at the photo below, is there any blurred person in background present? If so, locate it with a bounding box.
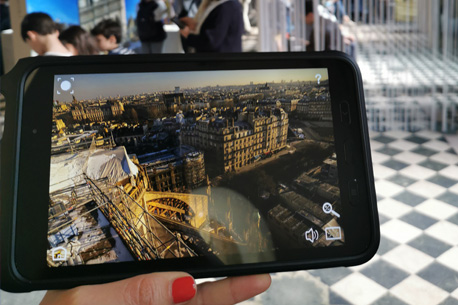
[0,0,10,31]
[91,19,136,55]
[305,1,342,51]
[325,0,352,24]
[241,0,254,34]
[305,0,355,58]
[20,12,72,56]
[174,0,201,18]
[179,0,243,53]
[136,0,168,54]
[173,0,202,53]
[1,0,11,74]
[59,25,99,55]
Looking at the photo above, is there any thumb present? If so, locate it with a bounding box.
[40,272,196,305]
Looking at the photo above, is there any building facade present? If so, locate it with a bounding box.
[181,108,289,172]
[296,99,332,121]
[163,93,184,108]
[139,149,206,192]
[71,100,124,122]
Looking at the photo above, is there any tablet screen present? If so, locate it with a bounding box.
[47,68,343,267]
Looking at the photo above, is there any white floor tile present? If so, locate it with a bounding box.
[370,151,391,164]
[375,180,404,198]
[444,135,458,155]
[382,245,434,274]
[369,131,382,139]
[426,221,458,246]
[422,140,452,152]
[372,164,397,180]
[416,130,442,139]
[380,219,422,244]
[249,271,329,305]
[331,273,386,305]
[437,247,458,272]
[415,199,458,220]
[369,140,385,151]
[399,164,437,180]
[348,254,380,272]
[377,198,413,219]
[391,275,448,305]
[388,140,419,151]
[407,180,446,199]
[430,152,458,166]
[393,151,427,164]
[449,183,458,195]
[383,130,412,139]
[439,165,458,181]
[0,290,47,305]
[452,287,458,300]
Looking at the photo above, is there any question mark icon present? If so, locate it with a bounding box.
[315,74,322,85]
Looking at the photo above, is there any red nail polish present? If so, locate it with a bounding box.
[172,276,196,304]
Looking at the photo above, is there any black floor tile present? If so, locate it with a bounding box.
[419,159,448,171]
[371,293,409,305]
[377,236,400,255]
[418,262,458,292]
[439,297,458,305]
[378,214,390,225]
[376,146,402,156]
[387,174,416,187]
[412,146,438,157]
[405,135,429,144]
[329,290,351,305]
[373,135,397,144]
[382,159,410,171]
[446,148,457,155]
[436,192,458,207]
[447,213,458,226]
[400,211,437,230]
[360,260,409,289]
[393,191,427,207]
[308,267,352,286]
[408,234,452,258]
[428,175,458,188]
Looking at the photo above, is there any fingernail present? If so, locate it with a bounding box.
[172,276,196,304]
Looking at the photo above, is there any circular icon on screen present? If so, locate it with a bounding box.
[56,77,75,95]
[60,80,72,91]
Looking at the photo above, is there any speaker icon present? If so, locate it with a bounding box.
[305,228,319,243]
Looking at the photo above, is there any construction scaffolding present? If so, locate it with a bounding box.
[48,173,198,265]
[257,0,458,132]
[85,175,198,260]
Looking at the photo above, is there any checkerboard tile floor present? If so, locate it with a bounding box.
[241,131,458,305]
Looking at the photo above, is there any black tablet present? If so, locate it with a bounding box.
[1,52,379,292]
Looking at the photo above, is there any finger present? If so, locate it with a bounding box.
[40,272,197,305]
[190,274,271,305]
